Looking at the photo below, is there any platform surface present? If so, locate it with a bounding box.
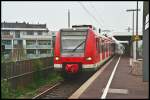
[69,55,149,99]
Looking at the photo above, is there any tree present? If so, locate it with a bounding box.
[11,45,26,61]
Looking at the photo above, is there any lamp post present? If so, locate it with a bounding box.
[126,8,140,60]
[68,9,70,28]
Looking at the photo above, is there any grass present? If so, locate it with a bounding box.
[1,71,63,99]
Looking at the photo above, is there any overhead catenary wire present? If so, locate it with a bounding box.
[89,2,105,28]
[89,2,115,33]
[78,2,103,29]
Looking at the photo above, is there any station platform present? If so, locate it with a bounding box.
[69,55,149,99]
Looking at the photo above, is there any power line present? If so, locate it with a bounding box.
[89,2,115,32]
[89,2,105,27]
[78,2,103,28]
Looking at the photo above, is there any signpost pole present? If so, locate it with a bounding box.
[136,1,139,59]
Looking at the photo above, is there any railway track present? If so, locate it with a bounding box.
[32,72,94,99]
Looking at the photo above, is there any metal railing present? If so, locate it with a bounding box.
[26,45,52,49]
[1,57,54,88]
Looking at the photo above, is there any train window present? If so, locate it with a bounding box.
[111,43,115,52]
[105,43,107,52]
[96,38,100,53]
[101,44,103,53]
[60,31,88,55]
[99,40,100,53]
[101,40,104,53]
[106,43,108,52]
[104,43,106,52]
[99,39,102,53]
[109,43,110,51]
[102,40,105,53]
[107,43,108,52]
[108,43,109,52]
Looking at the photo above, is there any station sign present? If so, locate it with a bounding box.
[132,35,140,41]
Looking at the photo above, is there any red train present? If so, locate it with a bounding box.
[54,25,115,77]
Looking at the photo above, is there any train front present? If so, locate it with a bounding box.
[54,28,88,76]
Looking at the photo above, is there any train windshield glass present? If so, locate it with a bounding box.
[61,31,87,56]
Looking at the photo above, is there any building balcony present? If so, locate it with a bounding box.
[1,35,13,39]
[26,54,39,59]
[13,44,23,49]
[37,45,51,49]
[5,45,13,49]
[22,35,52,39]
[26,45,52,49]
[26,53,52,59]
[38,54,52,58]
[26,45,37,49]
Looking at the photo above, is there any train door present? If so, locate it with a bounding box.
[101,39,104,60]
[96,38,100,63]
[100,38,102,62]
[110,42,112,56]
[106,42,109,58]
[101,39,105,60]
[108,42,110,57]
[109,42,111,56]
[104,42,107,59]
[106,42,108,58]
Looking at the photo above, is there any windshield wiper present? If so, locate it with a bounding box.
[72,40,85,52]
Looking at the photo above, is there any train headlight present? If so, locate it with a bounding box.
[86,57,92,61]
[55,57,59,61]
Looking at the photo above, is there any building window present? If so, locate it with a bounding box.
[47,49,51,53]
[5,49,11,54]
[2,31,10,35]
[52,32,55,36]
[48,41,51,45]
[27,49,36,54]
[27,31,34,35]
[42,32,48,35]
[23,31,27,35]
[2,40,12,45]
[15,31,20,38]
[38,49,47,54]
[38,40,50,45]
[26,40,36,45]
[13,40,18,45]
[38,32,42,35]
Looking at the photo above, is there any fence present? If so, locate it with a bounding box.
[1,57,54,89]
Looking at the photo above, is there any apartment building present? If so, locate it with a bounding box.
[1,22,53,60]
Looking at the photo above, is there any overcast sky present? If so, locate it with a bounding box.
[2,1,143,33]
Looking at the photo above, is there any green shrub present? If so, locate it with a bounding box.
[32,59,43,71]
[1,80,15,99]
[1,71,63,99]
[32,59,44,80]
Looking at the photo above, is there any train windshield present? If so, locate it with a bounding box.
[61,31,87,56]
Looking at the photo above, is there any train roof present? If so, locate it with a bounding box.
[60,28,88,32]
[72,25,96,30]
[60,25,95,32]
[59,27,114,42]
[100,35,115,43]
